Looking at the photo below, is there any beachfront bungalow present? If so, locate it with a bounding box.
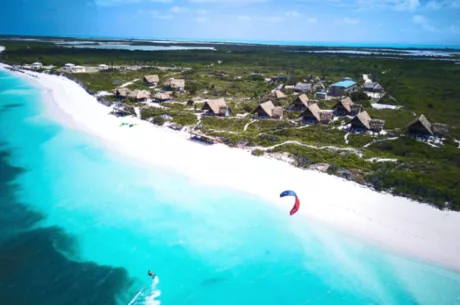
[164,78,185,91]
[153,92,172,103]
[71,66,86,73]
[144,75,159,86]
[130,90,151,101]
[64,63,75,70]
[98,64,109,71]
[333,97,362,116]
[269,89,287,100]
[302,103,334,124]
[328,78,357,96]
[114,88,131,99]
[363,82,384,93]
[202,98,231,117]
[252,101,284,119]
[289,94,312,112]
[31,62,42,70]
[294,83,312,93]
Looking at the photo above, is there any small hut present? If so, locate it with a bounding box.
[302,104,334,124]
[269,89,287,100]
[31,62,42,70]
[164,78,185,91]
[130,90,151,101]
[202,98,231,117]
[114,88,131,99]
[98,64,109,71]
[369,119,386,133]
[144,75,159,86]
[333,97,361,116]
[407,114,433,135]
[153,92,171,102]
[431,123,449,137]
[252,101,284,119]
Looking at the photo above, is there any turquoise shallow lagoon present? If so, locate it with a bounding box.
[1,69,460,305]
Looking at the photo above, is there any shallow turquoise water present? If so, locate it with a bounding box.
[1,70,460,305]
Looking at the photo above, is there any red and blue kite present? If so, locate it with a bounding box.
[280,190,300,216]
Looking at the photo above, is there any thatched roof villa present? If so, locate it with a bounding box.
[350,111,386,132]
[289,94,313,111]
[144,75,159,86]
[153,92,171,102]
[407,114,433,135]
[302,103,334,124]
[202,98,231,117]
[294,83,312,93]
[164,78,185,91]
[130,90,151,101]
[252,101,284,119]
[333,97,362,116]
[114,88,131,98]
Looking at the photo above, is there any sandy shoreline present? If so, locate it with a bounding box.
[2,63,460,273]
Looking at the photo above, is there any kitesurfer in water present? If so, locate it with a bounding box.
[148,270,156,280]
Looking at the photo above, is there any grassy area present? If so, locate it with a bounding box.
[3,38,460,210]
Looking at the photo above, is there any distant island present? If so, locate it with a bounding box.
[1,35,459,210]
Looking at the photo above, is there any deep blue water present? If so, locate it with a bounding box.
[1,69,460,305]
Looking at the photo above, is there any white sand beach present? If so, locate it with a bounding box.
[2,63,460,273]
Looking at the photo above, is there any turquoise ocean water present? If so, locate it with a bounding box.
[1,70,460,305]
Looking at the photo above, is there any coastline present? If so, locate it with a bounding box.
[2,63,460,274]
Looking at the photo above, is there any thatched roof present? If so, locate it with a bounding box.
[203,98,227,114]
[164,78,185,88]
[295,94,310,107]
[114,88,131,97]
[303,103,321,121]
[351,111,372,129]
[334,97,353,112]
[154,92,171,100]
[130,90,151,100]
[255,100,276,117]
[407,114,433,135]
[270,89,287,99]
[144,75,159,83]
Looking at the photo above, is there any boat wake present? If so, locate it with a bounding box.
[128,277,161,305]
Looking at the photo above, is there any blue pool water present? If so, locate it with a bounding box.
[1,69,460,305]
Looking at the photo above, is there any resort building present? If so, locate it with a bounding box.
[269,89,287,100]
[64,63,75,70]
[332,97,362,116]
[301,103,334,124]
[164,78,185,91]
[202,98,231,117]
[31,62,42,70]
[328,77,357,96]
[144,75,159,86]
[407,114,433,136]
[349,111,386,132]
[252,101,284,119]
[294,83,312,93]
[98,64,109,71]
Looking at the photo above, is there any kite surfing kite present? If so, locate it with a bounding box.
[280,190,300,216]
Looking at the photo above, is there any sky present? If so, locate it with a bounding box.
[1,0,460,45]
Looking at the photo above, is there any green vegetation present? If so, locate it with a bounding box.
[2,38,460,210]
